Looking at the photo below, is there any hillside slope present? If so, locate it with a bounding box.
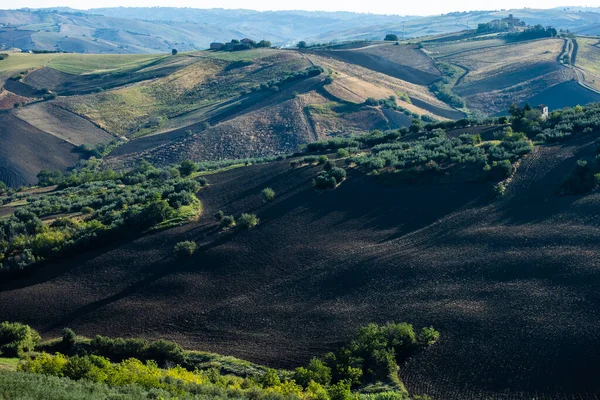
[2,8,600,53]
[2,126,600,399]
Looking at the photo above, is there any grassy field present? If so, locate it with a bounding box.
[423,37,506,58]
[0,52,164,79]
[575,38,600,76]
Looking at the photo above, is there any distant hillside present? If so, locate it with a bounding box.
[1,7,600,53]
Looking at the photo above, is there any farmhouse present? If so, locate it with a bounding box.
[240,38,254,44]
[537,104,549,119]
[489,14,526,30]
[210,42,224,50]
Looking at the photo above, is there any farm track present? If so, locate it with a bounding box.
[3,135,600,398]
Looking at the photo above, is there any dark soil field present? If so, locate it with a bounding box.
[14,102,114,146]
[2,133,600,399]
[523,80,600,110]
[0,112,79,187]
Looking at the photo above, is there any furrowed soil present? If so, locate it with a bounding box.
[2,135,600,399]
[0,112,79,187]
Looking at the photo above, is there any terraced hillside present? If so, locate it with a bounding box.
[2,107,600,399]
[3,34,600,188]
[425,36,600,114]
[0,47,461,186]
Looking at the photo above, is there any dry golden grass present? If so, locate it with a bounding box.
[576,38,600,76]
[324,74,397,103]
[306,54,451,116]
[448,39,564,84]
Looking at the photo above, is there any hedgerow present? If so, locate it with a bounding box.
[5,321,437,400]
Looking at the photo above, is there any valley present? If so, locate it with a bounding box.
[2,7,600,400]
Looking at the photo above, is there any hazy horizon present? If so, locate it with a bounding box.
[2,1,600,17]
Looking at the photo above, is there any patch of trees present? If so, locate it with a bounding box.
[511,103,600,143]
[0,322,41,357]
[477,22,511,34]
[0,53,8,60]
[506,25,558,42]
[563,159,600,194]
[5,321,436,400]
[218,39,272,52]
[314,166,347,190]
[215,212,259,230]
[344,126,531,182]
[429,63,466,109]
[0,161,206,274]
[384,34,398,41]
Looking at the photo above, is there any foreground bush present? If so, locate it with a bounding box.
[0,321,41,357]
[0,371,177,400]
[5,321,437,400]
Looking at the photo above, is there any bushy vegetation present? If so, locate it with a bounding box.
[0,371,185,400]
[249,65,324,93]
[0,160,204,273]
[0,322,41,357]
[511,103,600,143]
[429,63,466,109]
[1,321,436,400]
[506,25,557,42]
[562,159,600,194]
[347,128,531,182]
[196,155,288,173]
[237,213,260,229]
[262,187,276,202]
[215,38,272,52]
[314,166,347,190]
[174,241,197,257]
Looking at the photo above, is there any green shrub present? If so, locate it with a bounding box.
[179,160,198,177]
[328,167,346,183]
[80,206,94,215]
[61,328,77,353]
[336,148,350,158]
[314,174,337,190]
[323,161,336,171]
[328,380,352,400]
[174,241,197,257]
[146,339,186,366]
[0,321,41,357]
[563,160,597,193]
[262,187,275,202]
[220,215,236,230]
[493,183,506,197]
[260,368,281,388]
[238,213,259,229]
[215,210,225,221]
[418,327,440,346]
[318,155,329,164]
[294,358,332,387]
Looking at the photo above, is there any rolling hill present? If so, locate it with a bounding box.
[2,101,600,399]
[0,44,464,187]
[1,8,600,54]
[3,26,600,188]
